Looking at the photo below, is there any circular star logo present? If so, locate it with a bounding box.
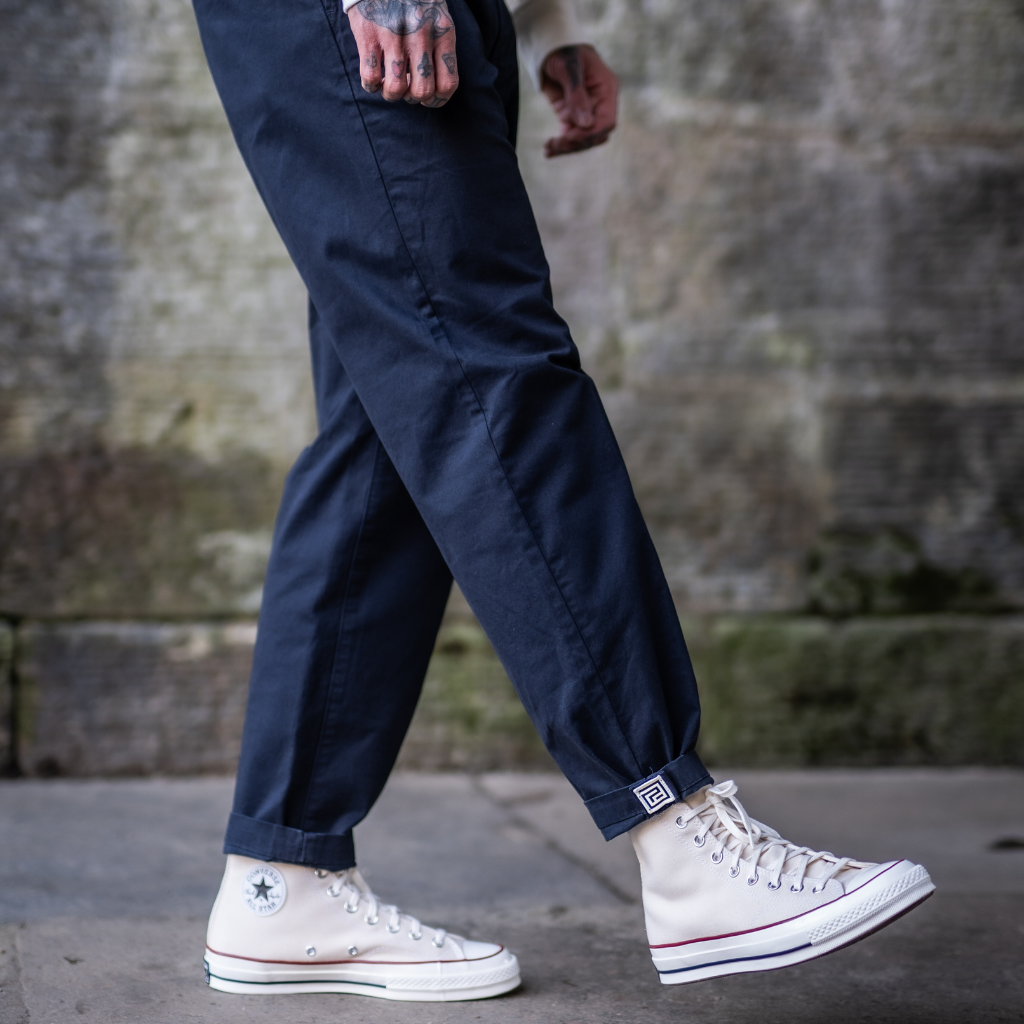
[241,865,287,916]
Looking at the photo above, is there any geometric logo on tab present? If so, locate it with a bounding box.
[632,774,677,815]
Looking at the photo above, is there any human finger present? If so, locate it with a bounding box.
[359,38,384,93]
[406,41,438,105]
[431,42,459,104]
[544,129,611,159]
[382,51,410,101]
[540,46,596,132]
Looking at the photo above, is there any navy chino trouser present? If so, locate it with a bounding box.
[192,0,711,870]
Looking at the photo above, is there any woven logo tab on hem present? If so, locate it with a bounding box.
[632,774,677,815]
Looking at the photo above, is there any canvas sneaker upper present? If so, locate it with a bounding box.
[631,779,922,948]
[207,854,501,965]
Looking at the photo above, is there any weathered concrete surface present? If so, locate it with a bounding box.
[16,622,255,778]
[0,924,28,1024]
[0,771,1022,1023]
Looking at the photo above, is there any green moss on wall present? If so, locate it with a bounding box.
[401,615,1024,771]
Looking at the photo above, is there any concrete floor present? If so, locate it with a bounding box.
[1,769,1022,1023]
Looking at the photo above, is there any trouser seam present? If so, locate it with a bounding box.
[297,435,383,833]
[315,3,645,779]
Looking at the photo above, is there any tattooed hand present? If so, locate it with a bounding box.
[348,0,459,107]
[541,45,618,158]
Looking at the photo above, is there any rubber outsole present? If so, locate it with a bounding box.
[203,950,521,1002]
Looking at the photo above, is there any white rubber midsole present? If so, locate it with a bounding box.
[652,860,934,984]
[204,947,521,1002]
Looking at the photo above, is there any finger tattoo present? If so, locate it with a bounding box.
[441,51,457,74]
[553,44,582,88]
[391,58,409,76]
[418,51,432,77]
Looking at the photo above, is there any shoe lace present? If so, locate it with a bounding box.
[674,780,869,893]
[317,868,449,947]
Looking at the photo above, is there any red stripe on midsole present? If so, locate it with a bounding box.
[648,861,902,949]
[205,944,504,966]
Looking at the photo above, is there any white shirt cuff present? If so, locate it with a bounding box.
[509,0,588,88]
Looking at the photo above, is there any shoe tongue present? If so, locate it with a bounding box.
[683,786,712,810]
[348,868,373,894]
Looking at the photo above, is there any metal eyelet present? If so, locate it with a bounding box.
[675,816,688,829]
[791,883,804,893]
[314,869,328,878]
[693,834,705,847]
[410,931,422,941]
[711,850,723,863]
[432,936,445,948]
[365,914,379,926]
[347,946,358,956]
[729,865,741,878]
[767,879,781,890]
[305,946,316,957]
[747,873,759,886]
[812,885,823,894]
[387,922,401,934]
[328,889,341,898]
[345,902,359,913]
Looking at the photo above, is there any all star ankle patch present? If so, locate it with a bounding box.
[632,774,677,815]
[241,864,287,916]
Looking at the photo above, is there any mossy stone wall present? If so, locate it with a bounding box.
[1,0,1022,774]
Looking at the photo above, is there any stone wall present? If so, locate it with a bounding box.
[1,0,1022,775]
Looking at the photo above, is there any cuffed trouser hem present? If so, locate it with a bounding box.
[585,751,714,841]
[223,812,356,870]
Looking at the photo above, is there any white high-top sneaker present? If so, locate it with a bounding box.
[204,855,520,1001]
[631,780,934,984]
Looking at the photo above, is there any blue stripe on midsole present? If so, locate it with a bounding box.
[657,942,813,974]
[208,971,386,989]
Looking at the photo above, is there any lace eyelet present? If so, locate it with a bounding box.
[314,869,328,879]
[812,885,823,895]
[747,873,759,886]
[693,834,705,847]
[345,903,359,913]
[767,879,781,890]
[328,889,341,898]
[431,937,445,948]
[347,945,358,956]
[711,850,723,864]
[729,865,741,878]
[365,914,379,926]
[387,923,401,934]
[410,931,422,941]
[675,816,688,829]
[791,883,804,893]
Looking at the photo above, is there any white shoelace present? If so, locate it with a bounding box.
[674,780,870,893]
[316,868,449,947]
